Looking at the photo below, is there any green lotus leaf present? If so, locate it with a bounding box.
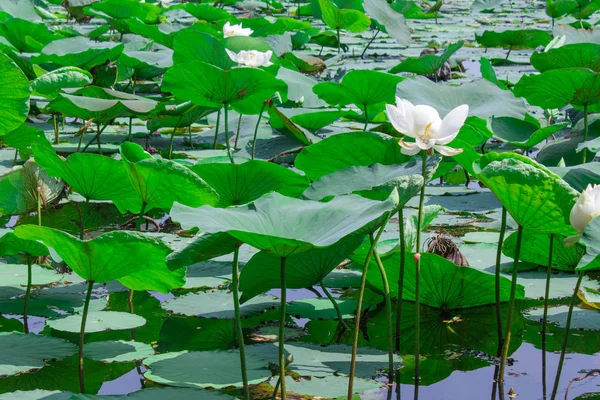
[127,18,181,48]
[0,0,42,21]
[513,68,600,111]
[390,41,463,75]
[147,101,216,132]
[273,375,379,397]
[0,390,72,399]
[158,316,236,353]
[171,191,398,257]
[31,67,93,99]
[503,229,585,271]
[289,110,348,132]
[84,0,161,24]
[546,0,579,17]
[0,264,62,288]
[318,0,371,32]
[32,145,134,202]
[83,340,154,363]
[172,31,230,69]
[396,76,526,120]
[537,114,600,166]
[166,233,241,271]
[550,162,600,192]
[173,3,233,20]
[477,156,579,236]
[239,235,364,301]
[191,160,310,207]
[577,217,600,271]
[117,50,173,79]
[0,160,64,216]
[33,37,124,70]
[531,43,600,72]
[313,69,403,111]
[144,350,272,389]
[1,124,51,160]
[491,117,568,150]
[471,0,507,11]
[0,332,76,377]
[13,225,173,284]
[366,252,524,308]
[0,231,49,257]
[286,298,358,320]
[524,305,600,330]
[162,61,287,114]
[363,0,410,45]
[267,104,319,145]
[475,29,552,49]
[0,53,30,135]
[48,311,146,333]
[295,132,408,181]
[70,388,237,399]
[0,17,61,52]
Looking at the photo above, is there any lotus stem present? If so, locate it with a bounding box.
[234,115,243,150]
[231,247,251,399]
[396,208,406,352]
[23,255,32,334]
[279,256,288,400]
[582,104,589,164]
[337,28,341,54]
[37,188,42,227]
[542,233,555,400]
[503,45,512,66]
[82,123,108,153]
[53,114,60,144]
[492,207,507,400]
[347,212,392,400]
[188,125,194,150]
[319,280,349,331]
[78,280,94,393]
[79,198,90,240]
[414,154,428,400]
[224,106,234,164]
[363,106,369,132]
[550,272,583,400]
[213,109,221,150]
[252,103,267,160]
[361,28,380,59]
[373,242,395,389]
[498,224,524,399]
[128,117,133,142]
[136,202,147,232]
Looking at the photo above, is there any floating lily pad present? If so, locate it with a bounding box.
[272,375,380,397]
[47,311,146,333]
[83,340,154,363]
[0,264,62,287]
[161,291,278,319]
[287,298,357,320]
[525,306,600,330]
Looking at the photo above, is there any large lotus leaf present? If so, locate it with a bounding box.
[0,390,72,399]
[118,262,185,294]
[531,43,600,72]
[33,37,124,70]
[551,163,600,192]
[313,69,403,110]
[290,110,348,133]
[127,18,190,49]
[174,3,233,20]
[287,298,358,320]
[48,311,146,333]
[0,0,42,21]
[267,103,319,146]
[181,261,232,290]
[302,157,439,203]
[32,145,133,202]
[162,61,287,115]
[31,67,93,99]
[84,0,161,24]
[0,17,60,53]
[147,100,216,132]
[390,41,463,75]
[1,124,51,160]
[524,305,600,330]
[491,117,568,150]
[366,252,524,308]
[83,341,154,363]
[295,132,409,181]
[0,264,62,288]
[0,53,30,135]
[239,235,364,301]
[170,191,398,257]
[396,76,526,120]
[13,225,173,284]
[117,50,173,77]
[166,233,241,271]
[502,229,584,271]
[115,142,219,214]
[162,291,278,319]
[0,160,64,216]
[0,332,76,377]
[276,67,326,108]
[478,157,579,236]
[471,0,507,11]
[273,376,379,397]
[475,29,552,49]
[513,68,600,111]
[191,160,309,207]
[363,0,410,45]
[319,0,371,32]
[70,388,237,399]
[545,0,579,17]
[577,217,600,271]
[144,350,272,389]
[0,231,49,257]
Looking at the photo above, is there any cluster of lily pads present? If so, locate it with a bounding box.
[0,0,599,399]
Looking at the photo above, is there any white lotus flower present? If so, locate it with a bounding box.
[223,22,253,38]
[570,184,600,233]
[226,49,273,68]
[385,97,469,156]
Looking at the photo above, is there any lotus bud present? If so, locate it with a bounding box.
[414,253,421,262]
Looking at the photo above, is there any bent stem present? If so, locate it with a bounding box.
[582,104,589,164]
[347,212,392,400]
[234,115,243,149]
[360,28,380,59]
[252,102,267,160]
[414,154,428,400]
[498,224,524,400]
[53,114,60,144]
[395,208,406,352]
[213,109,222,150]
[492,207,507,400]
[550,272,584,400]
[23,255,32,334]
[373,241,395,388]
[337,28,341,54]
[232,247,250,399]
[542,233,555,400]
[279,256,288,400]
[224,105,234,164]
[78,280,94,393]
[320,280,349,331]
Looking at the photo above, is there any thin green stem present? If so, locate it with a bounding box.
[213,109,222,150]
[550,272,583,400]
[82,123,108,153]
[252,103,267,160]
[347,213,392,400]
[504,45,512,66]
[363,106,369,132]
[53,114,60,144]
[78,280,94,393]
[224,105,234,164]
[414,154,428,400]
[23,255,32,334]
[395,208,405,352]
[128,117,133,142]
[234,114,243,150]
[361,28,380,59]
[542,233,555,400]
[320,280,349,331]
[498,224,524,400]
[136,203,147,232]
[37,189,42,227]
[492,207,507,400]
[337,28,341,54]
[279,256,287,400]
[232,247,250,399]
[188,125,194,150]
[582,104,589,164]
[373,242,395,387]
[80,198,90,240]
